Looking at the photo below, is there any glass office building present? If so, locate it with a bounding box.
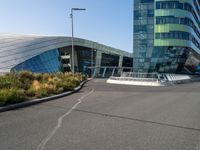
[134,0,200,74]
[0,34,132,77]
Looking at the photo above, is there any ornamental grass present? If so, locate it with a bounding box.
[0,71,86,106]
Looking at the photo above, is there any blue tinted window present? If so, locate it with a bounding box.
[12,49,61,73]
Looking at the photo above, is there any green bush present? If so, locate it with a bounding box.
[75,73,86,81]
[26,87,36,97]
[0,75,20,89]
[17,71,35,90]
[41,73,50,82]
[0,71,87,106]
[18,71,34,80]
[26,87,49,98]
[33,74,43,82]
[62,81,75,91]
[66,77,80,87]
[44,84,57,95]
[26,84,55,98]
[0,88,26,106]
[35,87,48,98]
[55,78,78,92]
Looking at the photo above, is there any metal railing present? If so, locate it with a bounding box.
[109,72,194,85]
[109,76,159,82]
[85,67,194,84]
[87,66,133,78]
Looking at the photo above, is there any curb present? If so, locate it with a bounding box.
[0,79,90,113]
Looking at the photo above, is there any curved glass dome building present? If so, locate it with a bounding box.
[0,34,132,77]
[134,0,200,74]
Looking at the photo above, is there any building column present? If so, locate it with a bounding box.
[74,49,78,72]
[94,50,102,77]
[118,55,123,68]
[102,67,107,78]
[111,68,116,76]
[118,55,123,76]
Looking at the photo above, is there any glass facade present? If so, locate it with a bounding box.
[133,0,155,72]
[0,35,132,75]
[101,53,119,66]
[76,46,96,74]
[11,45,132,77]
[156,16,200,39]
[12,49,61,73]
[122,56,133,67]
[133,0,200,74]
[151,46,189,73]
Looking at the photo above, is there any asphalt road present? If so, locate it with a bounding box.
[1,79,200,150]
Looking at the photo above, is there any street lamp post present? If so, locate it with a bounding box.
[70,8,86,73]
[91,42,94,77]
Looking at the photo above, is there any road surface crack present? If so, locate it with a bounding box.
[37,87,94,150]
[74,109,200,133]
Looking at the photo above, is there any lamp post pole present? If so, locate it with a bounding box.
[91,42,93,77]
[70,8,86,73]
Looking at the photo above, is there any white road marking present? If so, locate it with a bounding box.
[37,88,94,150]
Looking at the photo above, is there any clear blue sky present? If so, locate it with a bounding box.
[0,0,133,52]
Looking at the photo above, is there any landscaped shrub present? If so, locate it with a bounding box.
[54,77,79,91]
[26,86,49,98]
[0,88,26,106]
[43,83,56,95]
[0,71,87,106]
[17,71,35,90]
[66,77,80,87]
[41,73,51,83]
[18,71,34,80]
[26,87,36,97]
[62,81,75,91]
[26,80,56,98]
[34,87,48,98]
[0,74,20,89]
[75,72,87,81]
[33,74,43,82]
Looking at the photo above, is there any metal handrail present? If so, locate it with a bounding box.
[109,76,159,82]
